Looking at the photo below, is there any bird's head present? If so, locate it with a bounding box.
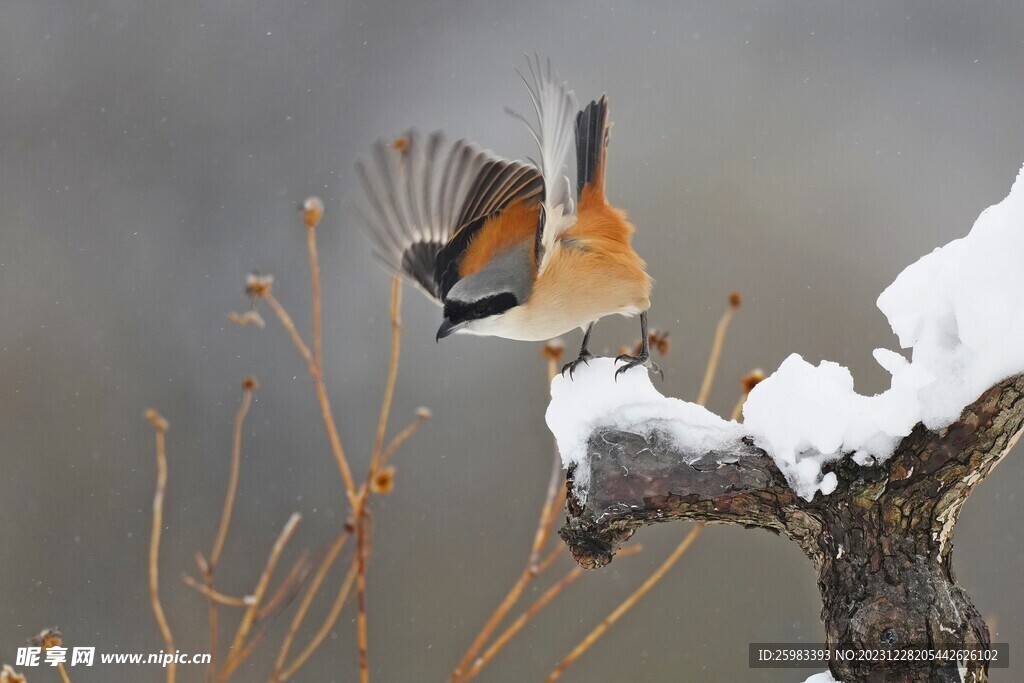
[436,243,532,341]
[437,291,519,340]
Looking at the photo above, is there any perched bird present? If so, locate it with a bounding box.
[352,57,657,379]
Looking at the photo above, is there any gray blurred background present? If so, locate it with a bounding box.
[2,1,1023,681]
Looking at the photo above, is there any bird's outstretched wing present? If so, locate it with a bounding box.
[507,55,579,273]
[353,130,543,302]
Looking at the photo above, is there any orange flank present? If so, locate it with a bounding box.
[458,200,541,278]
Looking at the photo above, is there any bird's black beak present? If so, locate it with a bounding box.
[436,319,462,342]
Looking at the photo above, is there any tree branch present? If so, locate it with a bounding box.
[560,374,1024,682]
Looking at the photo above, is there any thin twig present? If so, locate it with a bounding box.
[211,377,258,567]
[379,408,431,468]
[351,275,403,683]
[468,567,584,680]
[303,197,325,373]
[272,528,351,682]
[370,276,403,474]
[277,555,359,682]
[264,293,358,506]
[144,409,176,683]
[534,345,570,564]
[355,512,371,683]
[57,662,71,683]
[696,292,742,407]
[464,545,643,681]
[545,525,704,681]
[196,553,219,683]
[730,394,746,421]
[182,574,249,607]
[219,513,302,682]
[450,474,564,682]
[258,550,313,620]
[534,544,565,577]
[450,341,568,683]
[731,368,766,421]
[532,455,567,568]
[204,377,256,680]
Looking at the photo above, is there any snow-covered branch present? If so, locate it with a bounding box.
[546,166,1024,683]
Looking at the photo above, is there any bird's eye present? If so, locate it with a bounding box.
[444,292,518,323]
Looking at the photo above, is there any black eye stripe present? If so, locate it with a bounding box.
[444,293,518,323]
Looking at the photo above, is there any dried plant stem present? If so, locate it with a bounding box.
[211,380,256,567]
[467,567,585,680]
[202,379,256,680]
[533,453,567,566]
[730,394,746,421]
[57,662,71,683]
[732,369,765,422]
[379,412,429,467]
[464,545,643,681]
[272,528,350,681]
[534,543,565,578]
[355,511,371,683]
[277,556,359,682]
[258,550,312,620]
[145,410,176,683]
[348,275,403,683]
[450,442,565,682]
[450,343,568,683]
[370,276,403,473]
[220,513,301,681]
[264,293,358,506]
[181,575,248,606]
[696,293,741,406]
[307,225,323,373]
[545,524,704,681]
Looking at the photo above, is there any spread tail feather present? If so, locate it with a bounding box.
[575,95,610,203]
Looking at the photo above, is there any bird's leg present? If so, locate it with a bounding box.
[615,311,663,380]
[561,322,596,380]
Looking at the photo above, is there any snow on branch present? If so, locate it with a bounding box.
[549,164,1024,504]
[545,165,1024,683]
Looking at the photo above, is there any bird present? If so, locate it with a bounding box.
[352,56,657,380]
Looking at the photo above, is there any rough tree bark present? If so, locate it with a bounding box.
[559,374,1024,683]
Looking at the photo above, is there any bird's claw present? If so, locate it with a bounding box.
[560,351,594,380]
[614,353,664,381]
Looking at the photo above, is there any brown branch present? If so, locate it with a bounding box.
[379,407,432,468]
[276,555,359,682]
[355,512,371,683]
[449,342,569,683]
[465,545,643,681]
[211,377,258,567]
[560,375,1024,683]
[264,293,358,506]
[302,197,325,373]
[272,527,351,682]
[547,528,701,682]
[201,377,257,680]
[258,550,313,621]
[219,513,301,681]
[696,292,741,407]
[370,275,403,475]
[182,574,249,607]
[144,410,176,683]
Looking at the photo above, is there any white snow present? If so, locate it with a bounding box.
[545,357,742,496]
[546,164,1024,502]
[802,672,841,683]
